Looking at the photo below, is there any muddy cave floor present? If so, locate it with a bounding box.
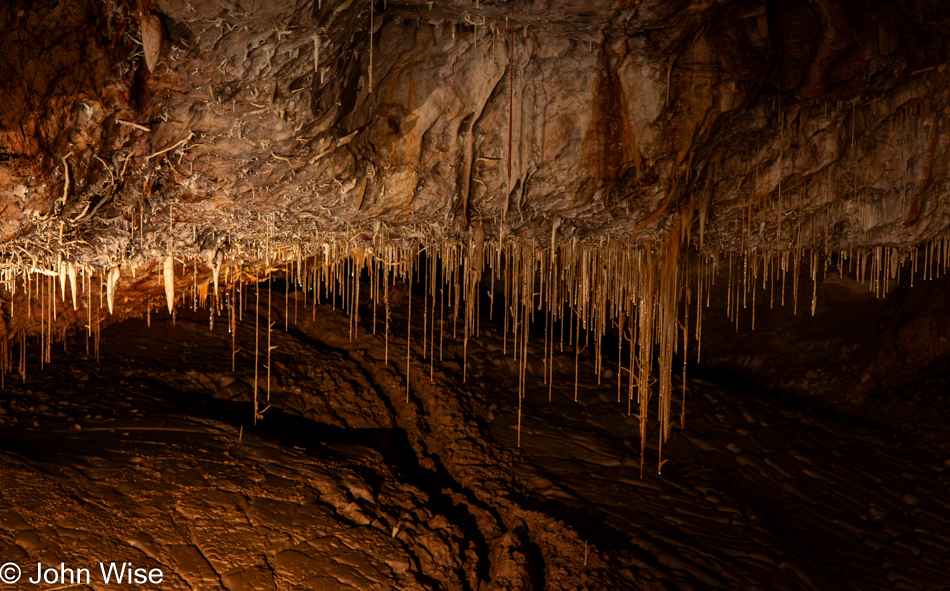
[0,283,949,591]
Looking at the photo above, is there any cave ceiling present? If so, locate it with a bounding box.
[3,0,950,266]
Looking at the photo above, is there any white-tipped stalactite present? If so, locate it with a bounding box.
[106,266,120,315]
[163,256,175,314]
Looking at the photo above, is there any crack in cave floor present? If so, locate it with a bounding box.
[0,287,948,591]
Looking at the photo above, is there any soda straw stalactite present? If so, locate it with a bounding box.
[1,222,949,474]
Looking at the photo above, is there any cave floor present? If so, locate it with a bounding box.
[481,361,950,590]
[0,284,948,591]
[0,409,444,591]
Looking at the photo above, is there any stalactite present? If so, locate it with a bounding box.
[439,264,445,361]
[95,271,101,361]
[254,272,260,423]
[430,251,436,382]
[406,254,412,403]
[213,250,223,308]
[163,256,175,314]
[3,218,950,472]
[57,258,66,304]
[266,276,273,405]
[39,273,45,371]
[231,266,237,371]
[106,267,120,315]
[67,262,78,311]
[385,258,390,363]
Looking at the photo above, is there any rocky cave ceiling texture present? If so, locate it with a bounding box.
[2,0,950,589]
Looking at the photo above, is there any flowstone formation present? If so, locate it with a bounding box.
[2,0,950,466]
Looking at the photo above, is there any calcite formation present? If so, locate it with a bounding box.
[1,0,950,457]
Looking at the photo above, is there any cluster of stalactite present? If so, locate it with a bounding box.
[1,227,949,474]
